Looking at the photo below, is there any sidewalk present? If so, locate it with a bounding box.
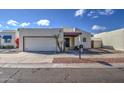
[0,63,124,68]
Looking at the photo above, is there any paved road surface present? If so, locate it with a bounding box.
[0,68,124,83]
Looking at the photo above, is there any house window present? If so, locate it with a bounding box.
[4,38,11,43]
[64,38,70,47]
[3,35,12,43]
[83,37,86,42]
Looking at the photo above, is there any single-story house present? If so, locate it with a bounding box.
[93,28,124,51]
[0,30,18,48]
[18,28,91,52]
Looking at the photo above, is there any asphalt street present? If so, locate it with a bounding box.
[0,68,124,83]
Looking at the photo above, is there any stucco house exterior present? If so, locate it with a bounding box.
[0,30,18,48]
[93,28,124,51]
[18,28,91,52]
[63,28,91,51]
[18,28,64,52]
[91,38,102,48]
[1,27,124,52]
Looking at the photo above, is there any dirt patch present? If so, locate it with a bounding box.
[52,57,124,63]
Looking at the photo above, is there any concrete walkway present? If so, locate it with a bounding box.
[0,63,124,68]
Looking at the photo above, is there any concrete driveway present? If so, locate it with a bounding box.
[0,49,124,63]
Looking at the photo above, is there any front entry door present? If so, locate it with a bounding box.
[64,38,70,51]
[64,38,70,47]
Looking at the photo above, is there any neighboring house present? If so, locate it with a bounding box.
[93,28,124,51]
[0,30,18,48]
[18,28,91,52]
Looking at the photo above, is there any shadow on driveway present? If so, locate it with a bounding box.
[97,61,113,66]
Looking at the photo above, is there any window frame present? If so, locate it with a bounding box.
[83,37,86,42]
[4,38,11,43]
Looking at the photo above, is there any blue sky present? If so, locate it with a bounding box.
[0,9,124,33]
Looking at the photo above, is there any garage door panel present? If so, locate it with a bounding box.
[24,37,57,51]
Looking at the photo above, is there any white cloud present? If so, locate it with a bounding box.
[92,25,106,31]
[91,15,99,18]
[87,11,95,17]
[87,11,98,18]
[20,22,30,27]
[37,19,50,26]
[7,20,18,26]
[98,9,114,15]
[75,9,115,19]
[0,24,2,28]
[75,9,87,17]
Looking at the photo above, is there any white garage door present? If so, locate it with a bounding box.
[24,37,57,51]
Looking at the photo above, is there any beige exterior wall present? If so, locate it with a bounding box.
[75,31,91,48]
[94,28,124,51]
[64,28,91,48]
[91,38,102,48]
[18,28,64,52]
[64,28,91,49]
[0,30,18,48]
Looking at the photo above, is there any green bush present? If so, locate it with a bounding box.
[74,46,79,51]
[2,45,14,49]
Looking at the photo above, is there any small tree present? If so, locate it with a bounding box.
[54,35,62,52]
[54,31,63,52]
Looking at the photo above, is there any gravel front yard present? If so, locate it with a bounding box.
[53,57,124,63]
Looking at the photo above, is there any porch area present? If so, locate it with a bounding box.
[64,32,82,52]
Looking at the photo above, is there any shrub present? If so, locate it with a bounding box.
[2,45,14,49]
[74,46,79,51]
